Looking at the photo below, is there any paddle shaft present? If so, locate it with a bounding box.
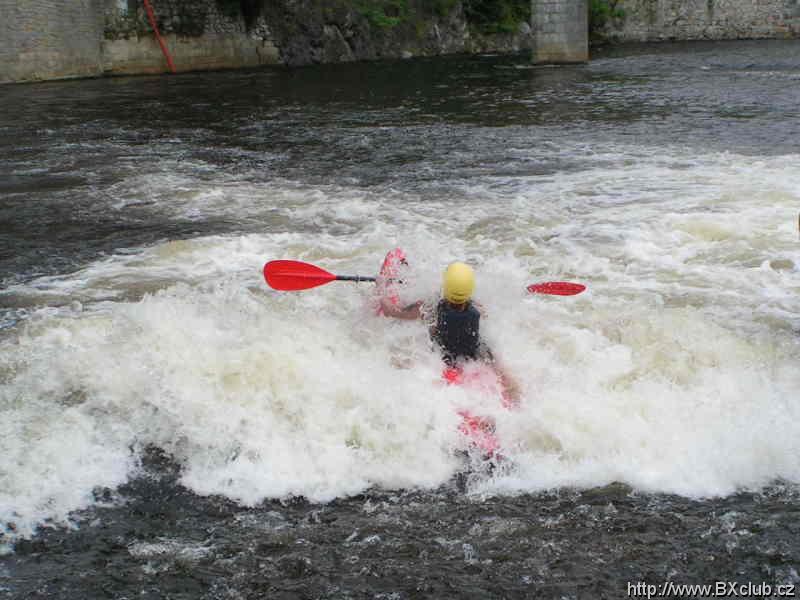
[336,275,376,283]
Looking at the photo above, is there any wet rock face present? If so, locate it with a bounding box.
[259,0,531,66]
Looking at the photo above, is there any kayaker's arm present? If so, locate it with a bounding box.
[479,342,520,406]
[379,298,424,320]
[494,361,521,407]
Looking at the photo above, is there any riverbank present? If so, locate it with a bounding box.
[3,0,800,84]
[1,0,533,84]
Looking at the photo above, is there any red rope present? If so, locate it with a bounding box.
[142,0,176,73]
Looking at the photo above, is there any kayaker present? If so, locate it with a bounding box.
[380,262,520,403]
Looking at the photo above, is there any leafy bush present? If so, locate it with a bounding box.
[463,0,531,34]
[589,0,625,33]
[430,0,460,17]
[355,0,411,28]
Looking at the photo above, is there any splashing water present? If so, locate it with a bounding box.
[2,142,800,552]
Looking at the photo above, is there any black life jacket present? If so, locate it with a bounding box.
[432,300,480,364]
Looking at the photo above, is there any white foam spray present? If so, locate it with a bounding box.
[2,144,800,552]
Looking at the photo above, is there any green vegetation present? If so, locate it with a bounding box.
[589,0,625,34]
[462,0,531,34]
[430,0,461,17]
[355,0,410,28]
[352,1,529,32]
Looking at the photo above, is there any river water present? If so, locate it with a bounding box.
[2,40,800,598]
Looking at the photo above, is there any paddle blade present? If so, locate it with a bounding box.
[527,281,586,296]
[263,260,337,291]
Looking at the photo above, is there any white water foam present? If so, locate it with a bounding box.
[2,144,800,551]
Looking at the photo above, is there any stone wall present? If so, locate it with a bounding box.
[533,0,589,62]
[101,0,278,75]
[0,0,279,83]
[0,0,105,83]
[601,0,800,41]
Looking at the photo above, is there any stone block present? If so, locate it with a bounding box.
[533,0,589,63]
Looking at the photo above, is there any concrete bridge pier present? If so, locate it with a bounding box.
[532,0,589,64]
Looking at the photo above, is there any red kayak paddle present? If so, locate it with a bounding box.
[264,259,586,296]
[264,260,376,291]
[526,281,586,296]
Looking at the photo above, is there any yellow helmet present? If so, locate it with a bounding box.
[442,262,475,304]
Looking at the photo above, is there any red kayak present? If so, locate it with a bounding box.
[374,247,406,316]
[443,365,514,458]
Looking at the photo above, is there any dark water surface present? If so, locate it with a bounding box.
[2,40,798,287]
[2,40,800,599]
[7,452,800,599]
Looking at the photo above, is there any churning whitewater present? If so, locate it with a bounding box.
[2,138,800,552]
